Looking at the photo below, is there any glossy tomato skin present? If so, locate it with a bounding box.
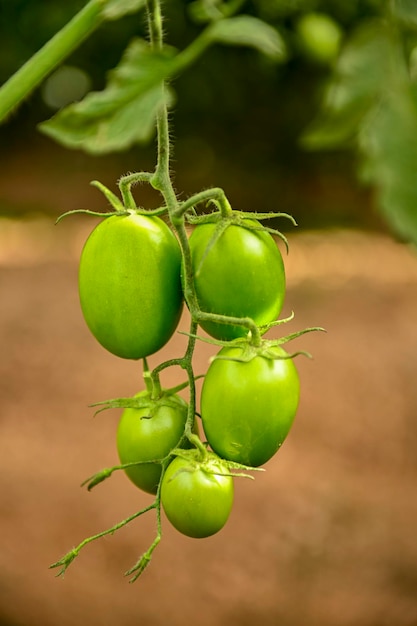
[201,345,300,467]
[79,213,183,359]
[187,220,285,341]
[117,392,191,495]
[161,453,234,538]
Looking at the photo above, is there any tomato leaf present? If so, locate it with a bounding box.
[188,0,223,23]
[103,0,146,20]
[188,0,246,23]
[39,39,176,153]
[392,0,417,27]
[359,82,417,245]
[301,20,417,245]
[301,22,389,149]
[38,15,286,153]
[206,15,286,61]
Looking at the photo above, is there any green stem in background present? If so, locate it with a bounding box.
[0,0,107,122]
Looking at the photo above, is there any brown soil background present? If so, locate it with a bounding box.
[1,219,417,626]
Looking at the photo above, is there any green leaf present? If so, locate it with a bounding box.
[188,0,246,23]
[301,21,390,149]
[39,39,176,153]
[102,0,146,20]
[359,81,417,245]
[207,15,286,61]
[392,0,417,28]
[38,14,287,153]
[188,0,223,23]
[301,19,417,245]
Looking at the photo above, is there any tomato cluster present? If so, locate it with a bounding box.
[78,209,301,540]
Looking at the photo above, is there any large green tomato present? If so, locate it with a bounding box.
[161,452,234,538]
[201,345,300,467]
[79,213,183,359]
[187,220,285,341]
[117,392,192,495]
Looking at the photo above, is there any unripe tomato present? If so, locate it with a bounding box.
[201,345,300,466]
[296,12,342,64]
[187,220,285,340]
[161,452,234,538]
[117,392,191,495]
[79,213,183,359]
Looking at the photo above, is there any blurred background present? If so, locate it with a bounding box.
[0,0,383,227]
[1,1,417,625]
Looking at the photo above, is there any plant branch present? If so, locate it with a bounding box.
[0,0,107,123]
[49,502,156,577]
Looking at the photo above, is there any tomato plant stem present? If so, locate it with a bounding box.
[49,501,157,578]
[173,188,234,219]
[145,0,202,446]
[118,172,153,209]
[145,0,266,459]
[0,0,106,122]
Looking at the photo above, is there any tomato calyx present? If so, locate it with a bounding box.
[91,357,195,415]
[185,207,295,253]
[165,449,226,479]
[180,312,326,362]
[210,329,326,364]
[82,387,195,492]
[56,177,172,224]
[90,388,187,417]
[56,180,128,223]
[166,447,264,481]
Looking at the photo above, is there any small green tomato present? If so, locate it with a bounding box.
[117,392,192,495]
[161,452,234,538]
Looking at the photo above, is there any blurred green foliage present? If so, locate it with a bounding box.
[1,0,417,241]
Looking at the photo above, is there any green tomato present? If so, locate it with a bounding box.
[161,452,234,538]
[201,345,300,467]
[79,213,183,360]
[187,220,285,341]
[117,392,192,495]
[296,12,342,64]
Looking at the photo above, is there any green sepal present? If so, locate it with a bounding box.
[202,325,326,364]
[166,447,265,481]
[89,387,188,417]
[185,208,295,253]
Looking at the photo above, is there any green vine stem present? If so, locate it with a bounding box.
[49,500,158,578]
[144,0,208,428]
[118,172,154,209]
[172,187,233,220]
[0,0,109,122]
